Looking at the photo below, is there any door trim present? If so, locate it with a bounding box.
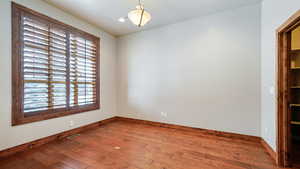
[277,9,300,167]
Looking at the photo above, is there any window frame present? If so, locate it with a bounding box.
[12,2,100,126]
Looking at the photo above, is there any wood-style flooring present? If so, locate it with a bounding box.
[0,121,296,169]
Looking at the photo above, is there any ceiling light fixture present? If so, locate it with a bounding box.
[119,0,151,27]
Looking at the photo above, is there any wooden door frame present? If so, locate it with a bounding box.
[277,10,300,167]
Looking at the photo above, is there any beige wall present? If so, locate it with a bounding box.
[0,0,117,151]
[117,3,261,136]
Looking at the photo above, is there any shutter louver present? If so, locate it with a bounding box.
[12,3,100,125]
[23,16,67,113]
[70,35,97,107]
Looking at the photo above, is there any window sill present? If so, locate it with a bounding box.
[12,104,100,126]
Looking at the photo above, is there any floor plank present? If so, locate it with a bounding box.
[0,121,296,169]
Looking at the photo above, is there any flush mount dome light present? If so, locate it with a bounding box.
[119,0,151,27]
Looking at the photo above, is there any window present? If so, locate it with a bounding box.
[12,3,100,126]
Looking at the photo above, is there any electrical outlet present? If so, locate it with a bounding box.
[161,112,167,117]
[69,120,74,127]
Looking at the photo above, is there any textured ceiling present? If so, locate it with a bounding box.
[43,0,262,36]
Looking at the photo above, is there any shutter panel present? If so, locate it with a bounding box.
[12,4,100,125]
[22,15,68,113]
[49,27,68,109]
[69,35,97,107]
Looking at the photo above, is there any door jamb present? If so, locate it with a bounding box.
[277,9,300,167]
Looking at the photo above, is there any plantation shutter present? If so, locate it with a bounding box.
[12,3,100,125]
[69,35,97,107]
[23,15,68,113]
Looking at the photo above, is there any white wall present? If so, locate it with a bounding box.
[117,3,261,136]
[0,0,117,151]
[261,0,300,150]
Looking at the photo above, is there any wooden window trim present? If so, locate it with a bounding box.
[12,2,100,126]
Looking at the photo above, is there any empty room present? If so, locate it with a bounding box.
[0,0,300,168]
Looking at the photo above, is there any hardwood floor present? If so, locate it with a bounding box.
[0,121,295,169]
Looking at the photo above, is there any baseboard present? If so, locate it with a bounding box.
[115,116,261,142]
[261,138,277,163]
[0,117,117,158]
